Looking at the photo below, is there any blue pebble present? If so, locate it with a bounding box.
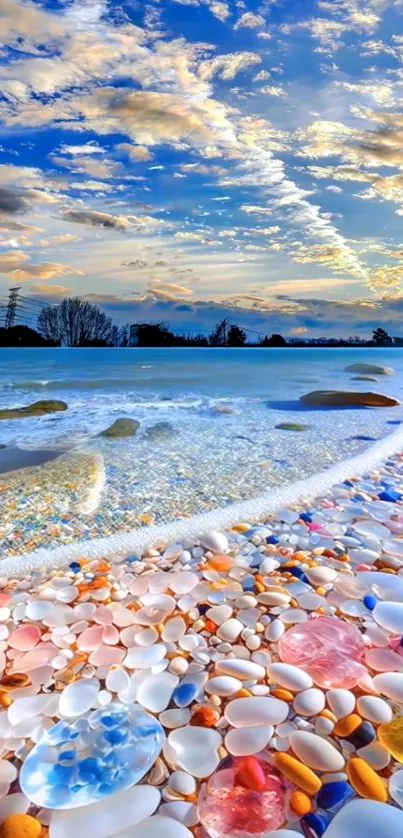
[266,535,279,544]
[69,562,81,573]
[316,781,355,811]
[289,566,306,579]
[242,575,255,591]
[300,512,313,523]
[173,682,199,707]
[378,490,402,502]
[302,812,330,837]
[364,594,378,610]
[126,554,140,563]
[344,479,354,487]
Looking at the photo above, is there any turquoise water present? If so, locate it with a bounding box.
[0,347,402,557]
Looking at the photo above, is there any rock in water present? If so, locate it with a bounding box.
[20,702,163,809]
[345,363,394,375]
[324,800,403,838]
[300,391,399,408]
[100,418,140,438]
[275,423,310,432]
[351,377,378,382]
[0,400,67,420]
[146,422,178,441]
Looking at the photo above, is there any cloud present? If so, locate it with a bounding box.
[199,52,261,81]
[58,142,107,156]
[28,283,69,297]
[0,250,29,272]
[234,12,265,29]
[149,282,193,295]
[61,209,134,231]
[0,250,83,282]
[115,143,154,162]
[51,155,123,180]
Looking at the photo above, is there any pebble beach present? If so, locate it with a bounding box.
[2,446,403,838]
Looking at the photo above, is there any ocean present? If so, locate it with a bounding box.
[0,346,402,561]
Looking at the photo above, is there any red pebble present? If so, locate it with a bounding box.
[235,756,267,791]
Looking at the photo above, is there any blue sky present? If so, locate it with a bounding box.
[1,0,403,337]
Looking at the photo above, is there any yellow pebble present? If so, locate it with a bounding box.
[274,753,322,796]
[0,814,42,838]
[319,709,337,723]
[334,714,362,738]
[378,717,403,763]
[346,757,388,802]
[316,587,327,596]
[271,688,294,702]
[290,790,312,817]
[232,523,251,533]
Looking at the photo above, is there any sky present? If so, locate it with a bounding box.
[1,0,403,338]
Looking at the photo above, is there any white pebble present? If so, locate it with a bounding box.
[327,689,356,719]
[293,688,325,717]
[357,695,392,724]
[290,731,345,771]
[268,663,313,692]
[225,726,273,756]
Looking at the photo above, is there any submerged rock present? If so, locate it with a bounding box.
[212,406,235,415]
[275,423,310,432]
[300,391,399,408]
[345,363,394,375]
[100,418,140,438]
[0,400,67,420]
[351,376,378,382]
[146,422,178,441]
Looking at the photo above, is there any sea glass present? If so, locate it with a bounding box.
[378,717,403,763]
[20,702,163,809]
[278,616,366,689]
[198,754,289,838]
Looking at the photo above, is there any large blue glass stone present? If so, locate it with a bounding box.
[20,702,164,809]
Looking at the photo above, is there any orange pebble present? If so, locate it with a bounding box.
[290,790,312,817]
[0,814,42,838]
[207,555,233,572]
[190,706,220,727]
[271,688,294,702]
[334,714,362,738]
[204,619,217,634]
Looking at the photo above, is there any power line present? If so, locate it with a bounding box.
[4,287,21,329]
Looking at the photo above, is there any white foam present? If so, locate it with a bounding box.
[3,422,403,579]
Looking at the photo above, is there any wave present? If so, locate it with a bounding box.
[3,421,403,579]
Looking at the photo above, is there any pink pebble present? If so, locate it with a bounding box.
[88,645,125,666]
[278,615,366,689]
[8,625,41,652]
[102,625,120,645]
[14,643,57,672]
[77,625,104,652]
[93,606,114,625]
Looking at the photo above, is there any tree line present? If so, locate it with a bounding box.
[0,297,398,348]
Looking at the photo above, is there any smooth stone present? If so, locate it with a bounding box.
[389,770,403,808]
[201,532,229,553]
[124,644,166,669]
[8,625,41,651]
[167,727,221,777]
[305,567,337,585]
[268,663,313,692]
[293,688,325,716]
[373,672,403,701]
[357,742,390,770]
[0,400,67,420]
[225,697,289,727]
[114,815,193,838]
[345,364,394,375]
[206,605,233,625]
[225,726,274,756]
[357,696,392,724]
[137,673,179,712]
[290,731,345,771]
[215,659,265,680]
[378,717,403,761]
[317,781,354,810]
[358,572,403,601]
[300,391,399,408]
[373,601,403,634]
[327,689,356,720]
[21,703,163,809]
[323,800,403,838]
[100,418,140,438]
[216,619,244,643]
[168,771,197,796]
[205,676,243,697]
[8,695,56,726]
[49,786,161,838]
[58,680,99,718]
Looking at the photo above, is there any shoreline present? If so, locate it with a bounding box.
[0,443,403,834]
[4,420,403,579]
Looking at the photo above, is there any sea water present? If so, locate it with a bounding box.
[0,346,402,560]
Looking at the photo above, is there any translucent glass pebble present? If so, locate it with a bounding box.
[278,616,366,688]
[198,754,289,838]
[20,702,163,809]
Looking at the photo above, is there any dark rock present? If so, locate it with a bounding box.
[351,376,378,382]
[0,400,68,420]
[345,363,394,375]
[300,390,399,408]
[275,422,310,432]
[146,422,178,440]
[100,418,140,438]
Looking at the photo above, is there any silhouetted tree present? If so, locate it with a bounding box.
[209,318,229,346]
[260,333,287,347]
[372,327,392,346]
[38,298,114,347]
[227,325,247,346]
[0,325,56,347]
[119,325,130,347]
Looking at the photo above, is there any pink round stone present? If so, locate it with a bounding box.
[8,625,41,652]
[198,755,289,838]
[278,616,366,689]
